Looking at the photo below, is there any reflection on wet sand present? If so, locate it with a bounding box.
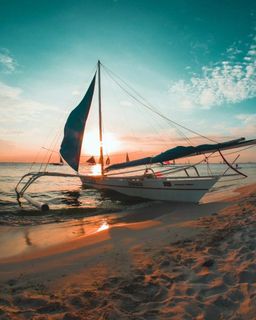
[72,218,86,237]
[24,229,32,246]
[0,216,113,259]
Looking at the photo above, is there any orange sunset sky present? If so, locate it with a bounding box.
[0,0,255,165]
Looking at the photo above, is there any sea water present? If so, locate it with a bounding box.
[0,162,255,226]
[0,163,142,226]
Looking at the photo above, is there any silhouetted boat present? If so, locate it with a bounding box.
[86,156,96,165]
[50,156,64,166]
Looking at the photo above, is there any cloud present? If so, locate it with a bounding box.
[0,48,17,73]
[0,81,60,140]
[0,81,58,113]
[120,100,133,107]
[0,82,22,99]
[0,81,40,123]
[169,35,256,109]
[235,113,256,124]
[231,113,256,138]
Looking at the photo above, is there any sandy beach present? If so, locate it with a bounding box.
[0,184,256,320]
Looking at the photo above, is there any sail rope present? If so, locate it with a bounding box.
[101,64,219,145]
[102,65,193,146]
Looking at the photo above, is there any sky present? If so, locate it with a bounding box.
[0,0,255,163]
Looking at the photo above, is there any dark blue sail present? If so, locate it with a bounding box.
[60,74,96,171]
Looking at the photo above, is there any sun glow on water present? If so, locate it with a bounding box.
[97,220,110,232]
[91,164,101,175]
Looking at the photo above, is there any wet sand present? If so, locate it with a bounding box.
[0,184,256,319]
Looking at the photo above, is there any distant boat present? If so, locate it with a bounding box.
[235,163,242,169]
[126,153,130,162]
[15,60,256,210]
[86,156,96,165]
[106,156,110,165]
[50,156,64,166]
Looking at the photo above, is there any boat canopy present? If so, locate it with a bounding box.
[60,74,96,172]
[106,138,256,171]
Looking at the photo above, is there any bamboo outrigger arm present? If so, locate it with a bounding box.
[15,172,83,211]
[218,150,247,178]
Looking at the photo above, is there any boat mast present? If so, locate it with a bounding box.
[98,60,104,176]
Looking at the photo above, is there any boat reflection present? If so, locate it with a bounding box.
[61,190,81,206]
[24,229,32,246]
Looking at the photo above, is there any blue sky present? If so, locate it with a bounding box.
[0,0,255,161]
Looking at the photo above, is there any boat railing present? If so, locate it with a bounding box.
[104,159,246,180]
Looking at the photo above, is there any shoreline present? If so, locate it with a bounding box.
[0,180,248,262]
[0,183,255,319]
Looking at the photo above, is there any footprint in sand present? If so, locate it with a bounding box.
[13,294,49,309]
[227,288,244,303]
[36,301,67,314]
[160,273,173,288]
[238,270,256,283]
[199,282,228,298]
[63,312,81,320]
[98,276,122,291]
[212,295,237,315]
[69,291,100,311]
[185,287,195,296]
[223,272,237,286]
[69,295,84,309]
[191,272,217,284]
[202,304,221,320]
[116,295,141,312]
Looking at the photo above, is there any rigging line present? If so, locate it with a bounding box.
[209,145,256,158]
[44,124,64,172]
[41,147,59,153]
[102,65,192,145]
[102,64,165,114]
[135,98,183,150]
[104,68,184,151]
[28,113,65,173]
[102,66,192,146]
[28,148,43,172]
[42,121,63,172]
[101,64,173,149]
[101,64,219,144]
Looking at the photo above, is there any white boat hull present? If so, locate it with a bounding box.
[80,175,219,203]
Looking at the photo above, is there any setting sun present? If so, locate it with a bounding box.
[82,131,121,156]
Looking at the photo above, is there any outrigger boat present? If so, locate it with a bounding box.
[15,61,256,210]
